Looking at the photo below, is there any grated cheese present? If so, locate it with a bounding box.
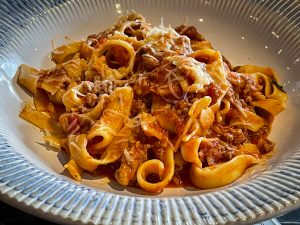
[123,149,134,165]
[166,55,213,92]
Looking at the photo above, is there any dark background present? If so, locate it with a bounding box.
[0,201,299,225]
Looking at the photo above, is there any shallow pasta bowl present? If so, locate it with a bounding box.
[0,0,300,224]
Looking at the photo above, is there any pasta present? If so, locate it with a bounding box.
[17,12,287,193]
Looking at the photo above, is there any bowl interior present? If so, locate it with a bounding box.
[0,0,299,197]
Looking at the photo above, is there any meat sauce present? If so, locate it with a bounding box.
[99,54,276,185]
[60,54,276,188]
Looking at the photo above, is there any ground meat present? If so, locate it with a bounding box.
[208,124,249,146]
[242,76,262,100]
[249,125,274,154]
[173,100,191,117]
[260,139,274,154]
[81,81,94,94]
[133,62,178,98]
[199,139,236,166]
[230,129,249,145]
[92,80,115,95]
[224,108,238,124]
[229,74,262,104]
[115,142,148,186]
[85,93,99,108]
[207,83,221,104]
[131,99,149,115]
[135,45,163,72]
[175,25,206,43]
[249,125,270,140]
[227,72,246,87]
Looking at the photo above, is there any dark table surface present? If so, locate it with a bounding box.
[0,201,299,225]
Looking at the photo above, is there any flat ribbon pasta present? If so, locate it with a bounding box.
[62,81,94,111]
[64,159,83,181]
[251,72,287,115]
[87,87,133,151]
[19,103,65,149]
[68,125,132,172]
[234,66,287,115]
[190,48,228,85]
[52,41,83,64]
[190,155,258,189]
[137,145,175,193]
[17,64,39,95]
[230,110,266,132]
[90,40,136,80]
[181,137,203,167]
[180,96,211,144]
